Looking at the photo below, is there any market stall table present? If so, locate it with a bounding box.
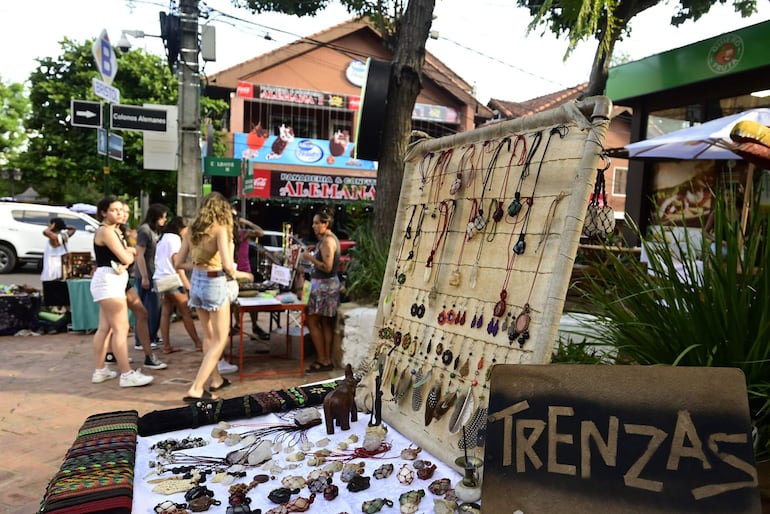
[229,296,306,382]
[66,278,134,332]
[0,292,41,335]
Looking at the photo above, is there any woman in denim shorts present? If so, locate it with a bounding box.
[174,192,253,403]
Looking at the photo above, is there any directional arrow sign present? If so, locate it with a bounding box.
[71,99,102,128]
[110,104,168,132]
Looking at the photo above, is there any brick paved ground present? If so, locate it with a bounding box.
[0,321,329,514]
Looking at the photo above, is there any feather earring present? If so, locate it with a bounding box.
[447,387,475,434]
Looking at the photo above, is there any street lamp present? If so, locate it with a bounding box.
[1,168,22,198]
[116,30,163,52]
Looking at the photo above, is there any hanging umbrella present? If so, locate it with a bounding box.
[625,108,770,160]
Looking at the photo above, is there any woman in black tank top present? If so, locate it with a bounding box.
[302,209,341,373]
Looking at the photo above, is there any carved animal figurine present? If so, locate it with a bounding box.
[323,364,359,434]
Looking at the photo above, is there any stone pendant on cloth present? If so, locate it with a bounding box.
[397,464,415,485]
[398,489,425,514]
[423,265,433,283]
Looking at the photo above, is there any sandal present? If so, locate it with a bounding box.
[305,361,323,373]
[210,378,231,392]
[183,390,219,404]
[162,346,183,354]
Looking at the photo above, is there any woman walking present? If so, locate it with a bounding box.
[90,196,153,387]
[134,203,168,349]
[302,209,340,373]
[154,215,203,353]
[174,192,252,403]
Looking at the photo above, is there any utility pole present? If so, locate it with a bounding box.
[177,0,201,219]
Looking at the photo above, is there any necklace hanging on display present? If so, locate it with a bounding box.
[493,290,507,318]
[508,304,532,346]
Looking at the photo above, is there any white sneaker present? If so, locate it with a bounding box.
[217,358,238,375]
[119,369,154,387]
[92,368,118,384]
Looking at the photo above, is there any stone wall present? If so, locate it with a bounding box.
[332,303,377,370]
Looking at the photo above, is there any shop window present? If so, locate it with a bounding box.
[613,166,628,196]
[270,115,317,139]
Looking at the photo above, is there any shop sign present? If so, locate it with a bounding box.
[482,365,760,514]
[607,20,770,101]
[258,85,326,106]
[345,59,367,87]
[244,167,376,202]
[412,103,459,124]
[233,132,377,170]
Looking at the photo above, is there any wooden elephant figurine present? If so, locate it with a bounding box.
[323,364,359,434]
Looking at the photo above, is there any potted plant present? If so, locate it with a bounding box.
[572,187,770,485]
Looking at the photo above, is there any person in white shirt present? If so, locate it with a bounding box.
[41,218,75,309]
[153,216,203,354]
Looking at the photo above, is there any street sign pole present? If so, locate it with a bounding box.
[93,29,119,196]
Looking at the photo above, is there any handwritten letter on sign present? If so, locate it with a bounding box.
[482,365,761,514]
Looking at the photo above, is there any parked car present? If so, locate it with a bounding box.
[0,201,100,273]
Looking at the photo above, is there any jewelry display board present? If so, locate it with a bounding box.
[364,97,614,472]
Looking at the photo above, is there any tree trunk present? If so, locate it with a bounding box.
[583,21,625,98]
[583,0,659,98]
[372,0,436,248]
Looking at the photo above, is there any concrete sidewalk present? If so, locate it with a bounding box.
[0,320,330,514]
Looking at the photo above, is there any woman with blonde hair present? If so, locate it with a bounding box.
[154,215,203,353]
[175,192,252,403]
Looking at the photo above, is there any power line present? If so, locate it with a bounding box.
[431,34,569,90]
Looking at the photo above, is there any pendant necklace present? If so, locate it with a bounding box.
[450,143,477,195]
[394,204,419,286]
[493,136,526,223]
[403,204,427,275]
[509,192,565,347]
[508,131,542,218]
[475,137,510,232]
[511,125,568,256]
[418,152,435,196]
[424,199,455,285]
[493,210,527,319]
[429,149,454,216]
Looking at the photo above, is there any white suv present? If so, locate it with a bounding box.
[0,201,100,273]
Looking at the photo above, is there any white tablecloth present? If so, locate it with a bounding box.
[134,409,463,513]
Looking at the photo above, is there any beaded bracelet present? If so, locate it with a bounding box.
[286,387,307,407]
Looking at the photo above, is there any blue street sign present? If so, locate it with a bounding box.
[109,133,123,161]
[97,128,107,155]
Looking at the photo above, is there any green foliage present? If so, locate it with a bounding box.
[17,38,228,205]
[344,220,388,304]
[0,76,30,169]
[575,189,770,460]
[552,337,612,364]
[518,0,759,59]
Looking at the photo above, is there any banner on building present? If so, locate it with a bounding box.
[233,132,377,171]
[244,167,375,202]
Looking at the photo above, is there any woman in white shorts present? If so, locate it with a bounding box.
[90,196,153,388]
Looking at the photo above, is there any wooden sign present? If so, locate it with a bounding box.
[482,365,761,513]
